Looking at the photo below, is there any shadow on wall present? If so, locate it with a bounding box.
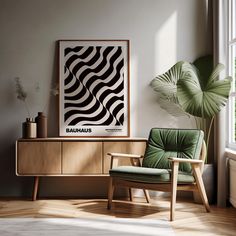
[0,132,33,197]
[0,43,59,198]
[47,42,59,137]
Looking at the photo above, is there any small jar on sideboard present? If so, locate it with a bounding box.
[22,118,37,138]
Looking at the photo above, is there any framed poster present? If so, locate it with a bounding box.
[59,40,130,137]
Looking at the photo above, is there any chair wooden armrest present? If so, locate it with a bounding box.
[107,153,143,169]
[168,157,203,164]
[107,152,144,159]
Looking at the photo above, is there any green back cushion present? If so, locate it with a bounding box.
[142,128,204,173]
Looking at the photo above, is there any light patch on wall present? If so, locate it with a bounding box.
[155,11,177,74]
[130,55,138,137]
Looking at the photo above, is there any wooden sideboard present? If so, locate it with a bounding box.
[16,138,147,200]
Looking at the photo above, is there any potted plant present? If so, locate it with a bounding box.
[150,56,232,203]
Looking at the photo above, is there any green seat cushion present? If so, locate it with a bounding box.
[142,128,204,173]
[109,166,195,183]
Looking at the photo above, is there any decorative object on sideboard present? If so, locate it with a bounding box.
[35,112,47,138]
[58,40,130,137]
[14,77,31,117]
[15,77,36,138]
[14,77,59,138]
[22,118,37,138]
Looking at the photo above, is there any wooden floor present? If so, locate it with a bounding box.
[0,197,236,236]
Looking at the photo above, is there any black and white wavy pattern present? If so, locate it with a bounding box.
[63,46,125,126]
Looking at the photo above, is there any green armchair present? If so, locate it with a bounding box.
[107,128,210,221]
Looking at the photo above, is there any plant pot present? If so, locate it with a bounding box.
[229,159,236,207]
[193,163,215,204]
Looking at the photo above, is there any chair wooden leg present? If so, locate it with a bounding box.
[32,176,39,201]
[170,162,179,221]
[107,177,114,209]
[143,189,150,203]
[192,164,210,212]
[129,188,133,201]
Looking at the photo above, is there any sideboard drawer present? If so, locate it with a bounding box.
[62,142,102,175]
[17,142,61,175]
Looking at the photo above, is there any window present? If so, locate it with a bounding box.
[228,0,236,148]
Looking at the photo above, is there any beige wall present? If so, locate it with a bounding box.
[0,0,212,197]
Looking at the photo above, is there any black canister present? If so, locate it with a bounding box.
[35,112,47,138]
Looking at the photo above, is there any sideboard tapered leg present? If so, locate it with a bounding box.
[32,176,39,201]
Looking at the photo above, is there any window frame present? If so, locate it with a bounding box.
[227,0,236,149]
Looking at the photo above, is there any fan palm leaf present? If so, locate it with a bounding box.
[177,62,231,118]
[150,61,188,117]
[151,56,232,163]
[151,57,231,119]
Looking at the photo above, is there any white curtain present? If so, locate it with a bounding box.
[213,0,228,207]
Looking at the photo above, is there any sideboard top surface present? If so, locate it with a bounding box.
[17,137,147,142]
